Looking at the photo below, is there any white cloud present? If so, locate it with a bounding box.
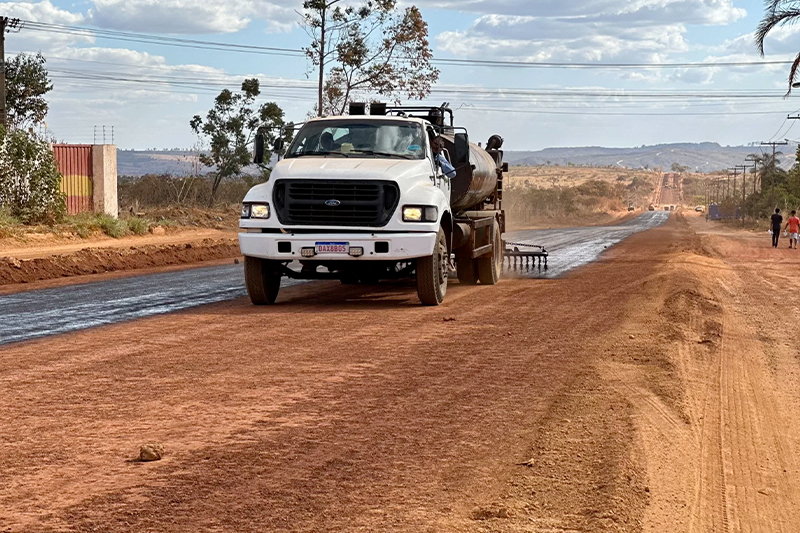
[418,0,745,23]
[88,0,255,34]
[437,17,689,63]
[433,0,745,63]
[2,1,88,47]
[1,0,84,23]
[87,0,298,34]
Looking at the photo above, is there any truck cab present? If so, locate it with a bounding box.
[240,103,505,306]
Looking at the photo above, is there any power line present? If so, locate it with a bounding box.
[458,107,789,116]
[13,19,796,71]
[19,20,306,57]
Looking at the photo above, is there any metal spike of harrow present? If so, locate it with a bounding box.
[503,240,548,271]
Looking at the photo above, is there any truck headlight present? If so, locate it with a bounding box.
[402,206,438,222]
[243,203,270,219]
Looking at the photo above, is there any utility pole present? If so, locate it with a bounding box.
[0,17,21,129]
[761,140,787,207]
[735,164,749,222]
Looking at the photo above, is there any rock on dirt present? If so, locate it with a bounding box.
[139,443,165,462]
[0,238,240,286]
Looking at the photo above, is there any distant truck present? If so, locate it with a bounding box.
[240,103,507,306]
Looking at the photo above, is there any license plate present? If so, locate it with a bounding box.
[315,242,349,254]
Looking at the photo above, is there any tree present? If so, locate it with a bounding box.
[301,0,438,116]
[190,79,286,205]
[756,1,800,94]
[0,127,65,223]
[671,162,689,173]
[5,52,53,130]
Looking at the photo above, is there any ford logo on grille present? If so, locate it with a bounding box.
[324,199,341,207]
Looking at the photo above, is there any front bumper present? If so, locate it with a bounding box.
[239,231,437,261]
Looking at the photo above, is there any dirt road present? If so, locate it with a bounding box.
[2,214,799,532]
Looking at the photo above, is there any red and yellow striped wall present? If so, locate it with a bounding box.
[53,144,93,214]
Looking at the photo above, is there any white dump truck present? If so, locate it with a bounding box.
[239,103,508,306]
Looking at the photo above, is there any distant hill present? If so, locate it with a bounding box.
[116,142,798,176]
[503,142,798,172]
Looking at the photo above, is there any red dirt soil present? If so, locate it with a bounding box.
[2,215,799,532]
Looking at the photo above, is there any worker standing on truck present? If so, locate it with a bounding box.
[432,137,457,179]
[771,208,783,248]
[785,210,800,249]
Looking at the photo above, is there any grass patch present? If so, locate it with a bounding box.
[126,217,152,235]
[0,208,22,239]
[96,214,129,238]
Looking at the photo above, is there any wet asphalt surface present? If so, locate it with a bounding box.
[0,212,668,346]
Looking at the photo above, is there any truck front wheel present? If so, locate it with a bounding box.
[476,221,502,285]
[244,256,281,305]
[417,228,448,305]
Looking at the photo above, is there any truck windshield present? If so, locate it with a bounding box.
[285,120,425,160]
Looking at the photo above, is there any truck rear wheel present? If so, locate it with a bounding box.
[477,221,502,285]
[455,250,478,285]
[417,228,448,305]
[244,256,281,305]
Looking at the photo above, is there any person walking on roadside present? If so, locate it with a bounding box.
[785,210,800,249]
[772,208,783,248]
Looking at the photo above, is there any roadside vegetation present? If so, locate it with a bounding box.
[701,148,800,225]
[504,166,655,227]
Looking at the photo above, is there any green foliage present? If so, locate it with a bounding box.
[126,217,152,235]
[0,207,21,238]
[96,214,128,238]
[302,0,438,116]
[0,127,66,223]
[756,1,800,93]
[190,79,285,205]
[671,162,689,173]
[5,52,53,130]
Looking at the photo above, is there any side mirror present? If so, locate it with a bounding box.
[254,133,265,165]
[454,133,469,165]
[273,137,284,154]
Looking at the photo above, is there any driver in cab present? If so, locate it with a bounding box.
[432,136,456,179]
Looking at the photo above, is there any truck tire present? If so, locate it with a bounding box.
[477,221,502,285]
[244,256,281,305]
[455,250,478,285]
[417,228,448,305]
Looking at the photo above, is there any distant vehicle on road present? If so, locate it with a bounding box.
[695,205,704,212]
[669,205,675,211]
[648,204,655,211]
[664,206,670,211]
[628,203,635,212]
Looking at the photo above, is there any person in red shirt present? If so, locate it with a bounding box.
[784,210,800,249]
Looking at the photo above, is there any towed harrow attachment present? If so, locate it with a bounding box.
[503,240,548,271]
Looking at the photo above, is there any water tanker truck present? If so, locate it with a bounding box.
[239,103,508,306]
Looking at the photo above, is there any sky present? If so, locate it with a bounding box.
[2,0,800,151]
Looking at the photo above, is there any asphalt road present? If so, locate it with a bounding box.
[0,211,668,345]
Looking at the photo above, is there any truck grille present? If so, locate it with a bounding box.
[273,180,400,227]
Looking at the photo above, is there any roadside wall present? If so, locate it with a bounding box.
[53,144,118,217]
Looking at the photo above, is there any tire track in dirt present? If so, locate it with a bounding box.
[607,218,800,533]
